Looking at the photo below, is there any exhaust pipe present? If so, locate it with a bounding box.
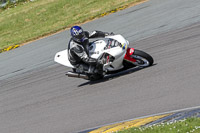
[66,71,89,80]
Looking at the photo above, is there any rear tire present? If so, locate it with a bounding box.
[89,74,104,81]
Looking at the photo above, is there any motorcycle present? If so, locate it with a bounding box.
[54,34,154,80]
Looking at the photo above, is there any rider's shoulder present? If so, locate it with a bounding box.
[69,39,78,47]
[69,39,83,47]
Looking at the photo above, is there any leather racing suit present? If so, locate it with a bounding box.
[68,30,109,74]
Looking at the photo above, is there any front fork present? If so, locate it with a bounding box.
[124,48,136,63]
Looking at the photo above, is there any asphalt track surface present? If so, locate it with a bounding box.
[0,0,200,133]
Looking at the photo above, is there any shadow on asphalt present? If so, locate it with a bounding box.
[78,64,157,87]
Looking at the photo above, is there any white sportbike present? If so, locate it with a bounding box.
[54,34,154,80]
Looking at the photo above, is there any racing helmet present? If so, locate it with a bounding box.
[70,26,85,43]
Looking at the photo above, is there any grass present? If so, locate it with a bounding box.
[0,0,144,49]
[117,117,200,133]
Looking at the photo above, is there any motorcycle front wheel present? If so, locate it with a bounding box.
[130,49,154,67]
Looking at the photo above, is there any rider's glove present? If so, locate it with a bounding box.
[89,31,97,37]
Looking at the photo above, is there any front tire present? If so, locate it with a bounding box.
[131,49,154,67]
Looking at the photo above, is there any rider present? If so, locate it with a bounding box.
[68,25,110,74]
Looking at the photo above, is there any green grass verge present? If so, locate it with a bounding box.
[118,117,200,133]
[0,0,144,50]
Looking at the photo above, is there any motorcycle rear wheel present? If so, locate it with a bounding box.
[89,74,104,81]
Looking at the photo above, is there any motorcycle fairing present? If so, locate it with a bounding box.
[124,48,136,63]
[105,35,129,50]
[103,47,125,71]
[54,49,75,68]
[89,35,129,71]
[54,35,130,71]
[89,40,107,59]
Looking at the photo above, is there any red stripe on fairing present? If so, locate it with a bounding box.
[124,48,136,62]
[107,55,110,63]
